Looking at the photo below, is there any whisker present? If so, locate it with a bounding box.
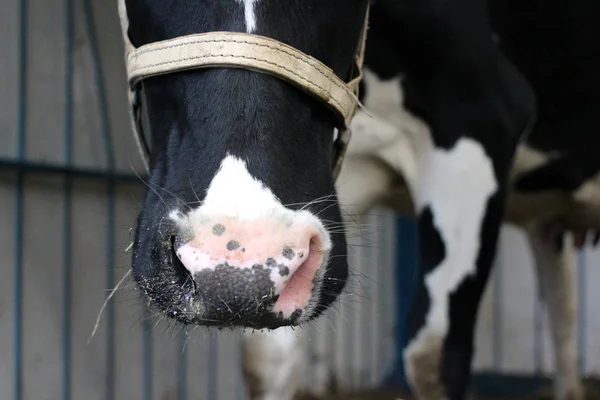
[88,270,132,344]
[128,161,190,210]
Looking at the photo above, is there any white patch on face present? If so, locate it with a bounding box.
[237,0,259,33]
[170,153,332,242]
[200,155,283,220]
[404,138,498,399]
[169,154,332,320]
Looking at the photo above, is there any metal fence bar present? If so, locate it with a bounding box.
[392,216,418,386]
[238,335,246,400]
[14,153,26,400]
[207,331,218,399]
[577,251,587,374]
[177,331,188,400]
[62,0,74,398]
[13,0,29,398]
[530,236,543,374]
[106,181,117,400]
[81,2,119,399]
[534,292,544,374]
[493,243,503,370]
[381,211,396,381]
[0,159,143,181]
[143,311,153,400]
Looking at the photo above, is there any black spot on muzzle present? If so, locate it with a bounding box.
[183,263,293,328]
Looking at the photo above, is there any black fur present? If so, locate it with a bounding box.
[488,0,600,192]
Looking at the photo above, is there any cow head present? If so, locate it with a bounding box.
[123,0,370,329]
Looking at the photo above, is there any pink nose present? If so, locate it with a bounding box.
[174,216,328,321]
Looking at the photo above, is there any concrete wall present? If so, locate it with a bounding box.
[0,1,598,399]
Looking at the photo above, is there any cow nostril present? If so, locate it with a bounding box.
[169,235,196,292]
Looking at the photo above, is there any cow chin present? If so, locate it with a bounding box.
[130,155,349,330]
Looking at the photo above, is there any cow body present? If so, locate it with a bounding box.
[357,2,535,399]
[120,0,599,400]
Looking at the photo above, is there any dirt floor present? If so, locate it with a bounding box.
[295,380,600,400]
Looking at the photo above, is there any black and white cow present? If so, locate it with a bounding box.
[350,2,600,399]
[121,0,597,400]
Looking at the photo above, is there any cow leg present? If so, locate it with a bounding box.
[402,133,510,400]
[393,25,536,400]
[528,225,583,400]
[242,327,305,400]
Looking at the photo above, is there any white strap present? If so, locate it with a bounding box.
[125,32,361,128]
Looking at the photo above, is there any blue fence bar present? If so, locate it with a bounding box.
[384,216,419,388]
[13,0,29,398]
[81,1,118,398]
[105,180,117,400]
[493,242,503,370]
[0,159,143,182]
[534,282,545,375]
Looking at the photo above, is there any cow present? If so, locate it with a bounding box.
[116,0,597,400]
[241,0,600,399]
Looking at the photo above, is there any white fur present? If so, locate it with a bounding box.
[202,155,284,220]
[242,328,305,400]
[237,0,259,33]
[417,139,498,331]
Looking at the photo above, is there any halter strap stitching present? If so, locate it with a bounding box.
[129,51,348,118]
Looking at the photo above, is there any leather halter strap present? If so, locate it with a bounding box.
[117,0,370,180]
